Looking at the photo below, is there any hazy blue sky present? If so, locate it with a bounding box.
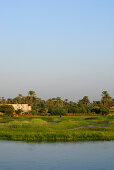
[0,0,114,101]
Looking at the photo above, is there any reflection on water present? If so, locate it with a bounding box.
[0,140,114,170]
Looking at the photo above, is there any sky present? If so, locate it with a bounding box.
[0,0,114,101]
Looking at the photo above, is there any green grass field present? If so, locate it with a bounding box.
[0,115,114,141]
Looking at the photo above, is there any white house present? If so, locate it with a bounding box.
[8,104,31,112]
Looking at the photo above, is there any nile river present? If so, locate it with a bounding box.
[0,140,114,170]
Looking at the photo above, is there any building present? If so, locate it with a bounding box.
[8,104,31,112]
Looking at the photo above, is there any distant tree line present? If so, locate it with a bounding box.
[0,90,114,116]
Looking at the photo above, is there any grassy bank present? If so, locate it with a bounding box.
[0,115,114,141]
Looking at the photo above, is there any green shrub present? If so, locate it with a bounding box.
[91,108,101,114]
[29,110,37,115]
[16,109,22,115]
[100,107,109,115]
[0,105,15,115]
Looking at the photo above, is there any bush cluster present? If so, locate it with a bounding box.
[0,105,15,115]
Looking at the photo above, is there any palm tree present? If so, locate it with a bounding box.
[101,91,112,107]
[63,99,68,107]
[0,97,2,104]
[83,96,90,106]
[56,97,63,107]
[46,98,54,108]
[78,96,90,106]
[1,97,6,104]
[7,98,13,104]
[18,94,22,104]
[28,90,36,107]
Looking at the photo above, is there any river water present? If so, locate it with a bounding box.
[0,140,114,170]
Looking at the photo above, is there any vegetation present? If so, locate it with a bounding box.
[0,90,114,116]
[0,115,114,141]
[101,91,112,107]
[0,90,113,141]
[0,105,15,116]
[28,90,36,107]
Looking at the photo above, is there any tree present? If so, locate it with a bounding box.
[46,98,54,112]
[92,101,102,107]
[78,96,90,106]
[28,90,36,107]
[51,107,67,116]
[7,98,13,104]
[18,94,23,104]
[0,105,15,116]
[1,97,6,104]
[55,97,63,107]
[101,91,112,107]
[63,99,69,107]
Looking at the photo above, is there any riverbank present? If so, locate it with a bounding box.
[0,115,114,141]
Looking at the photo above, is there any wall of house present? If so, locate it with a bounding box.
[9,104,31,112]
